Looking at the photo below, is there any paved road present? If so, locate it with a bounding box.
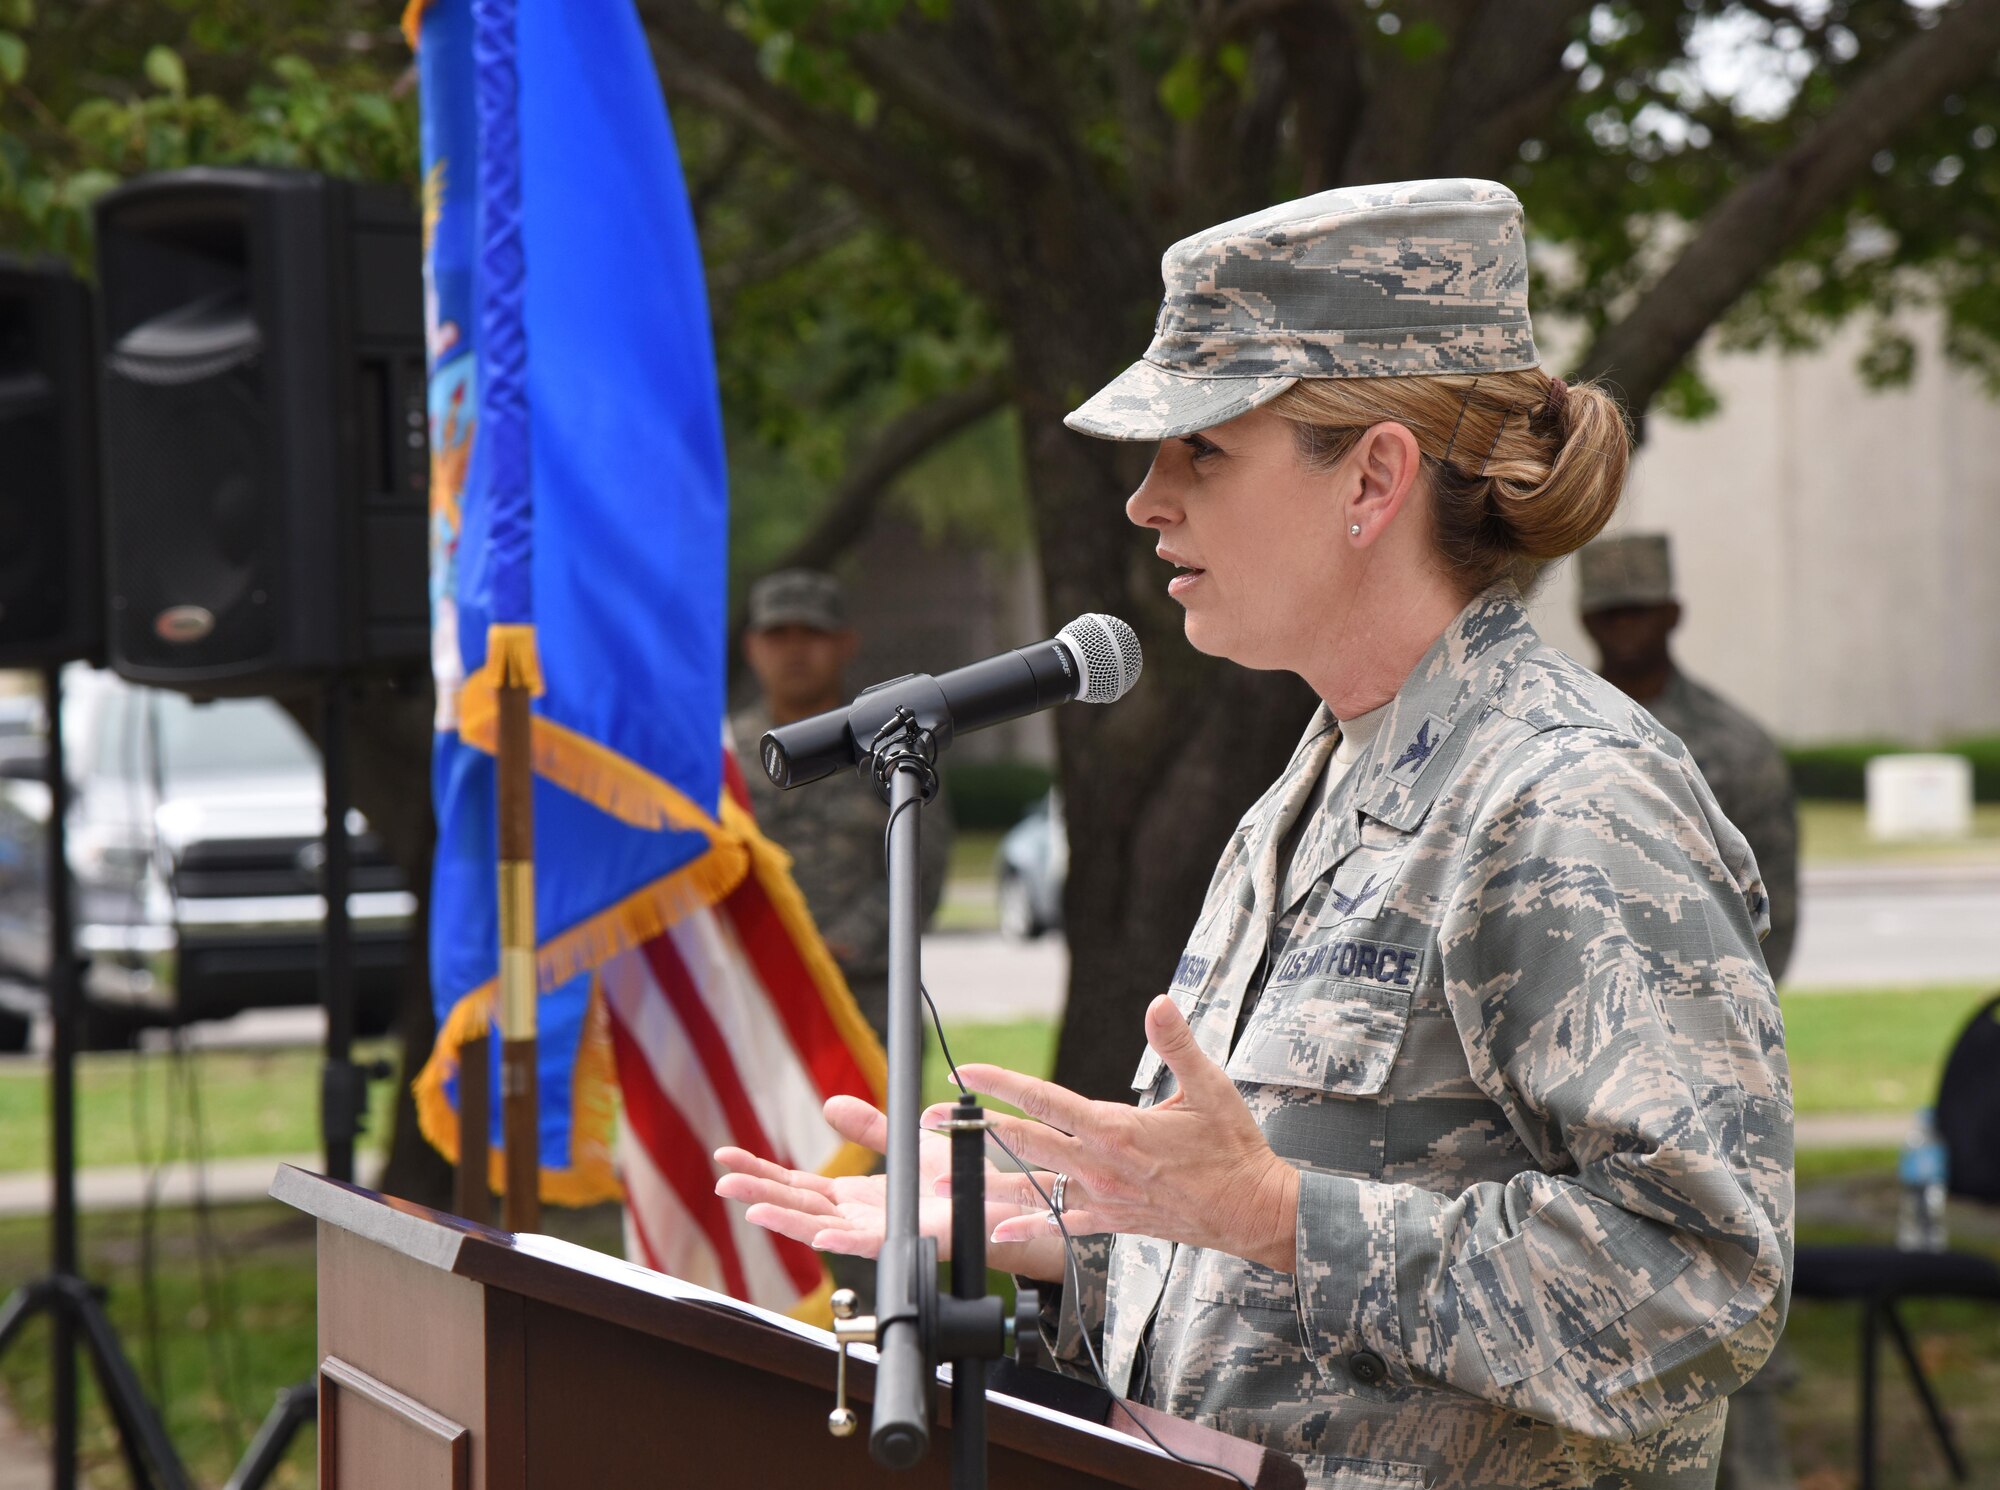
[1785,865,2000,990]
[9,865,1992,1063]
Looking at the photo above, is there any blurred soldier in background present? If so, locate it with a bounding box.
[1578,532,1799,1490]
[731,568,952,1045]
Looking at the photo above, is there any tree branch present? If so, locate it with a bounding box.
[637,0,1008,298]
[706,207,864,297]
[1575,0,2000,411]
[726,376,1011,645]
[841,29,1063,175]
[1426,0,1595,179]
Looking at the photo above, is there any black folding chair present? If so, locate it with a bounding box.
[1791,991,2000,1490]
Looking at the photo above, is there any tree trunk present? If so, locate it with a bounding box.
[283,677,450,1207]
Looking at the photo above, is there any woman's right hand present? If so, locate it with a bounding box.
[713,1094,1065,1281]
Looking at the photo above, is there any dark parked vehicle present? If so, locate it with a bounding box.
[0,669,413,1050]
[994,790,1066,940]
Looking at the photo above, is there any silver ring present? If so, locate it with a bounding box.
[1049,1171,1070,1217]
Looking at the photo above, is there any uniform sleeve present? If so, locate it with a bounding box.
[1736,744,1798,984]
[1289,728,1793,1443]
[1026,1234,1111,1381]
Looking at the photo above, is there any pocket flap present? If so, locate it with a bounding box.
[1448,1189,1693,1388]
[1225,977,1415,1097]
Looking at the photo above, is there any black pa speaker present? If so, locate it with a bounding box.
[94,167,428,695]
[0,259,100,670]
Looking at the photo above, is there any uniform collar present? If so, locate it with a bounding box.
[1350,585,1543,830]
[1263,588,1543,918]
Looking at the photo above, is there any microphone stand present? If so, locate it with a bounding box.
[820,706,1031,1490]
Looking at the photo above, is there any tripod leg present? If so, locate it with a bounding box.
[0,1281,50,1353]
[64,1279,191,1490]
[1859,1298,1879,1490]
[0,1284,71,1490]
[1882,1302,1969,1482]
[224,1381,318,1490]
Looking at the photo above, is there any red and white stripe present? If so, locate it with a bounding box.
[603,748,877,1309]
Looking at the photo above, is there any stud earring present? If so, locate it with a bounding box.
[1349,524,1362,537]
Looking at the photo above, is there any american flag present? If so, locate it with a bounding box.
[601,746,885,1315]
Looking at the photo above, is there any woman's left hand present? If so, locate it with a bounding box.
[928,994,1300,1271]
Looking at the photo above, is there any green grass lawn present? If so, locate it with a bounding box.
[1800,799,2000,865]
[948,827,1005,884]
[923,1018,1057,1107]
[0,1041,398,1175]
[1782,984,1994,1115]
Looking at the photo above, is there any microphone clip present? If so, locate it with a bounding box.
[864,705,941,805]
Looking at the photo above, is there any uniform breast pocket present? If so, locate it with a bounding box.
[1227,973,1416,1097]
[1225,974,1416,1177]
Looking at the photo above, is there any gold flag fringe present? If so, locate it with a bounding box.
[400,0,433,49]
[414,849,749,1206]
[720,793,888,1103]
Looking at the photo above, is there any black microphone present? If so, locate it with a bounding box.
[759,614,1142,790]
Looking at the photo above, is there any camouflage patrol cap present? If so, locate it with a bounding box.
[1066,179,1539,442]
[747,569,847,632]
[1576,533,1676,612]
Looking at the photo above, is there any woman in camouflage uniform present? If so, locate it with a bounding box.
[716,180,1793,1490]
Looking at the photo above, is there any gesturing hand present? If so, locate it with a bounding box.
[930,995,1300,1271]
[713,1093,1066,1281]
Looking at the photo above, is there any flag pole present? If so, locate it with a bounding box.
[497,674,540,1231]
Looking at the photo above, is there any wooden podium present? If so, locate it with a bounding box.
[272,1166,1304,1489]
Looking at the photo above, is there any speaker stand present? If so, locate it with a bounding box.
[227,674,382,1490]
[0,664,193,1490]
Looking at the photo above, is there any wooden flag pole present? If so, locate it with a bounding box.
[497,676,540,1232]
[454,1033,491,1225]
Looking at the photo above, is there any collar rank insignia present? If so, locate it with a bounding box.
[1393,720,1437,773]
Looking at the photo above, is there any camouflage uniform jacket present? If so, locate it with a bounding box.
[1044,591,1794,1490]
[1642,670,1798,983]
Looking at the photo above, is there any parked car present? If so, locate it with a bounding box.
[0,692,41,770]
[994,790,1066,940]
[0,668,414,1050]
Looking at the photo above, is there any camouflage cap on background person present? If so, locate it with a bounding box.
[746,569,847,632]
[1576,533,1676,613]
[1065,178,1539,442]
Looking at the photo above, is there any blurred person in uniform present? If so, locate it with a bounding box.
[1578,533,1800,1490]
[731,568,951,1046]
[1577,534,1799,983]
[719,182,1792,1490]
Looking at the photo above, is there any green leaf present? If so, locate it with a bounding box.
[0,0,32,28]
[351,92,396,131]
[0,32,27,85]
[1156,51,1204,122]
[67,96,126,140]
[757,31,795,83]
[1215,42,1248,85]
[1856,326,1917,389]
[144,44,188,98]
[271,54,316,88]
[1395,20,1448,63]
[60,168,119,209]
[1656,362,1721,422]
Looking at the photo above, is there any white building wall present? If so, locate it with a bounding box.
[1529,320,2000,745]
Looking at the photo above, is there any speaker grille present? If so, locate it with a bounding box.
[104,363,274,674]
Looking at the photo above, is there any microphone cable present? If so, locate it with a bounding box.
[879,793,1256,1490]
